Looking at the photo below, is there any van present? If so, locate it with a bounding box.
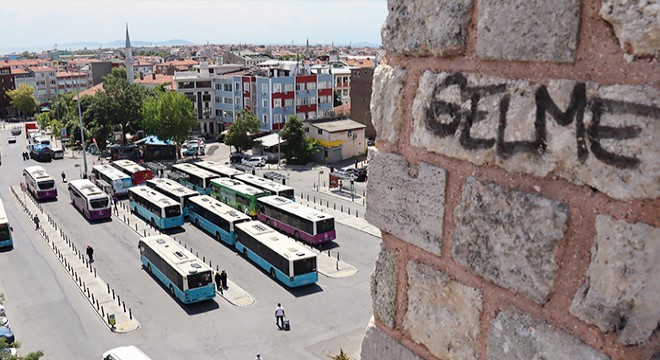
[50,147,64,160]
[102,345,152,360]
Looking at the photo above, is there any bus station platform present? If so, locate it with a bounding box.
[10,185,141,333]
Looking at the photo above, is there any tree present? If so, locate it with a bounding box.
[141,91,197,156]
[7,84,38,117]
[333,89,342,107]
[34,113,50,129]
[280,115,317,165]
[224,110,261,153]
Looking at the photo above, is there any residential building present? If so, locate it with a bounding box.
[56,71,89,94]
[222,50,272,67]
[349,67,375,139]
[28,66,57,104]
[173,65,215,136]
[0,66,14,118]
[304,118,366,163]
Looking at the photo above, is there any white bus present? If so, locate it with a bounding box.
[171,163,220,195]
[145,178,199,218]
[0,199,13,249]
[234,173,295,200]
[257,195,336,245]
[68,179,111,221]
[111,159,153,185]
[128,186,184,230]
[91,164,133,197]
[138,234,216,304]
[187,195,251,246]
[235,221,318,287]
[193,160,243,179]
[23,166,57,200]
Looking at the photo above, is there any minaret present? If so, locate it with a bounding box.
[125,24,134,83]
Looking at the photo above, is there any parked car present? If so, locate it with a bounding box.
[263,171,285,181]
[102,345,152,360]
[10,127,21,136]
[230,152,248,164]
[242,156,267,167]
[0,325,15,346]
[7,136,16,144]
[346,167,368,182]
[50,147,64,159]
[182,144,205,156]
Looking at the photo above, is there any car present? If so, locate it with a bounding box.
[263,171,285,181]
[346,167,368,182]
[242,156,266,167]
[230,152,248,164]
[102,345,152,360]
[0,325,15,345]
[10,128,21,136]
[182,144,205,156]
[7,136,16,144]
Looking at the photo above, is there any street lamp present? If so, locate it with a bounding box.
[76,80,88,178]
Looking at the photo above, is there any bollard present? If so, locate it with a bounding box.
[337,252,340,261]
[135,224,138,231]
[336,260,339,271]
[196,251,199,258]
[117,295,121,306]
[328,250,331,257]
[144,229,146,237]
[96,299,100,310]
[216,265,219,271]
[94,268,97,278]
[92,293,95,304]
[128,218,130,226]
[313,196,316,203]
[348,208,351,215]
[107,283,110,294]
[122,301,126,313]
[334,203,336,210]
[341,205,343,212]
[203,256,205,263]
[129,308,132,320]
[209,260,212,267]
[356,210,359,217]
[101,306,104,318]
[112,289,115,300]
[306,194,309,201]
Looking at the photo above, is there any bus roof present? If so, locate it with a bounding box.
[129,186,180,208]
[140,235,213,275]
[233,173,293,193]
[146,178,198,197]
[172,163,219,179]
[68,179,107,198]
[211,178,270,197]
[23,166,54,180]
[194,161,243,177]
[258,195,334,222]
[93,164,132,181]
[189,195,251,222]
[112,159,148,173]
[235,221,316,260]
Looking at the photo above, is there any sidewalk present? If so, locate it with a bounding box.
[10,186,140,333]
[112,201,255,307]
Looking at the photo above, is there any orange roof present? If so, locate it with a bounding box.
[157,59,198,67]
[56,71,86,78]
[11,68,29,75]
[333,103,351,116]
[1,59,42,68]
[135,74,173,85]
[77,82,104,97]
[344,58,374,68]
[31,66,56,72]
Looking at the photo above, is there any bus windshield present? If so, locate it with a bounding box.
[164,205,181,218]
[317,219,335,233]
[0,224,10,240]
[279,189,295,200]
[187,271,213,289]
[90,198,109,209]
[38,180,55,190]
[294,258,317,275]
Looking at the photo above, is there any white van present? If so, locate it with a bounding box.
[102,346,152,360]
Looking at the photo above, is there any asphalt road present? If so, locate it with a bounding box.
[0,131,381,359]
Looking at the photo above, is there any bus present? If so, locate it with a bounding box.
[111,159,153,185]
[234,173,295,200]
[91,164,133,197]
[138,234,216,304]
[128,186,184,230]
[28,144,52,162]
[193,160,243,179]
[145,178,199,218]
[257,195,336,245]
[23,166,57,200]
[209,178,269,217]
[171,163,219,195]
[68,179,111,221]
[188,195,251,246]
[235,221,318,287]
[0,199,13,249]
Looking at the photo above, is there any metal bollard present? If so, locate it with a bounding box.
[144,229,146,237]
[122,301,126,313]
[94,268,97,278]
[203,256,205,262]
[348,208,351,215]
[337,252,340,261]
[101,306,104,317]
[356,210,359,217]
[96,299,100,310]
[336,260,339,271]
[117,295,121,306]
[341,205,343,212]
[129,308,132,320]
[107,283,110,294]
[112,289,115,300]
[92,293,95,304]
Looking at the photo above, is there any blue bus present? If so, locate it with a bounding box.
[0,200,13,249]
[188,195,251,246]
[128,186,184,230]
[138,235,216,304]
[145,178,199,218]
[171,163,219,195]
[234,221,318,287]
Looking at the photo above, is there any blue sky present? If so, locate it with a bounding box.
[1,0,388,53]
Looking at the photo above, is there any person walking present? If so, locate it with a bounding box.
[254,354,263,360]
[112,193,118,211]
[220,269,228,290]
[61,171,67,183]
[33,214,40,230]
[86,245,94,263]
[275,303,285,329]
[214,271,223,294]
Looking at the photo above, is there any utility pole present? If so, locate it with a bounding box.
[76,81,88,178]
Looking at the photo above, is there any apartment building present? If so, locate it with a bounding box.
[28,66,57,104]
[56,71,89,94]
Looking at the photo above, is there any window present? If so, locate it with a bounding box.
[263,114,268,124]
[284,99,293,107]
[261,83,268,93]
[224,97,233,104]
[215,96,221,103]
[273,83,281,93]
[235,97,240,105]
[274,99,281,108]
[262,99,268,108]
[284,84,294,92]
[215,83,221,90]
[317,128,323,135]
[295,83,304,91]
[307,82,316,90]
[243,82,249,92]
[244,98,250,106]
[223,83,232,91]
[274,114,282,123]
[235,82,240,91]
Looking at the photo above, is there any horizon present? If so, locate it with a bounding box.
[1,0,387,54]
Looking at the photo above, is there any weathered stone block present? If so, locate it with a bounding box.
[361,319,422,360]
[370,245,397,328]
[453,177,568,304]
[477,0,580,62]
[488,309,610,360]
[570,215,660,345]
[366,152,446,256]
[404,261,482,360]
[411,71,660,200]
[382,0,473,56]
[371,64,406,144]
[601,0,660,59]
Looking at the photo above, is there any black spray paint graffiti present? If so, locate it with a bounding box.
[423,73,658,169]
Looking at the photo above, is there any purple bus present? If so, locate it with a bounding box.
[68,179,112,220]
[256,195,336,245]
[23,166,57,200]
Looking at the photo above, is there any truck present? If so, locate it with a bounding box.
[25,122,38,139]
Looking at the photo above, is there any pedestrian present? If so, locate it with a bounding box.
[86,245,94,263]
[275,303,285,329]
[355,159,358,168]
[220,269,228,290]
[214,271,222,294]
[61,171,67,183]
[254,354,263,360]
[33,214,40,230]
[113,193,118,210]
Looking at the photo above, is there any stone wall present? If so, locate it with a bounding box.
[361,1,659,359]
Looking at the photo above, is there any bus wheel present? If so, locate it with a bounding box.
[294,231,300,241]
[266,218,271,226]
[270,268,276,279]
[150,219,156,228]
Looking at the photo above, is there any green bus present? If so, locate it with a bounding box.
[210,178,269,217]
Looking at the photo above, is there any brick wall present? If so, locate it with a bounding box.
[361,1,659,359]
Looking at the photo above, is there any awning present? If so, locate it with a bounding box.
[254,133,286,148]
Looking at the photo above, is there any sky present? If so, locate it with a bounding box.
[0,0,388,54]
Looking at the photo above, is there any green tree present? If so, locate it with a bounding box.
[280,115,317,165]
[34,113,50,129]
[224,110,261,153]
[7,84,38,117]
[141,91,198,156]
